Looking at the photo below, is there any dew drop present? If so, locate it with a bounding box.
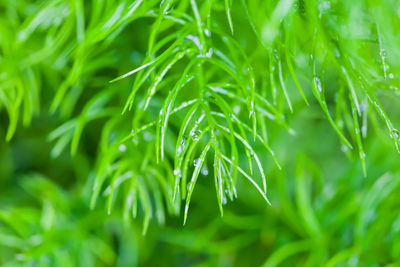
[361,125,367,136]
[190,129,202,141]
[15,254,24,261]
[288,128,296,136]
[177,138,186,155]
[119,144,127,152]
[341,145,349,153]
[17,30,28,42]
[143,131,152,141]
[186,34,203,51]
[201,167,209,175]
[393,129,399,140]
[173,169,182,177]
[360,103,367,112]
[30,234,42,245]
[126,195,133,206]
[334,48,341,58]
[233,105,241,114]
[205,48,213,58]
[315,77,322,92]
[194,158,201,167]
[318,1,331,11]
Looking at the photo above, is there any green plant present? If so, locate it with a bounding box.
[1,0,400,266]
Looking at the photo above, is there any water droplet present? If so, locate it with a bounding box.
[173,169,182,177]
[315,77,322,92]
[186,35,203,51]
[177,138,186,155]
[201,167,209,175]
[194,158,201,167]
[119,144,127,152]
[190,129,202,141]
[205,48,213,58]
[126,195,133,206]
[341,145,349,153]
[334,48,341,58]
[222,197,227,205]
[393,129,399,140]
[30,234,42,245]
[360,103,367,112]
[233,105,241,114]
[143,131,152,141]
[348,255,359,266]
[318,1,331,11]
[384,64,390,71]
[389,73,394,79]
[15,254,24,261]
[361,125,367,136]
[204,28,211,37]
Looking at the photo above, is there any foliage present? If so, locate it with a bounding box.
[1,0,400,265]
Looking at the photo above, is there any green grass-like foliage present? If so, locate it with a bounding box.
[1,0,400,265]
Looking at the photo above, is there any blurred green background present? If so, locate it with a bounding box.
[1,0,400,266]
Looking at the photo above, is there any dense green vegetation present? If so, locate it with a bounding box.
[1,0,400,266]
